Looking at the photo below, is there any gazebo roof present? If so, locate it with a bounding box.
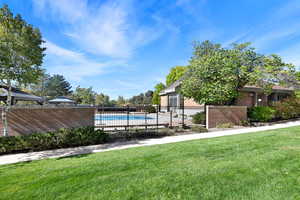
[0,85,43,103]
[48,96,76,103]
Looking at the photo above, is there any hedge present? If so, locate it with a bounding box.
[248,106,276,122]
[0,126,108,155]
[192,112,206,124]
[273,97,300,120]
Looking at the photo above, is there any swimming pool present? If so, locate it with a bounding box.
[95,115,154,121]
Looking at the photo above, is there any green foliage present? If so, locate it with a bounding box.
[152,83,166,105]
[128,90,153,105]
[116,96,126,106]
[190,125,208,133]
[95,93,112,106]
[273,97,300,120]
[192,112,206,124]
[108,128,175,141]
[248,106,276,122]
[181,40,297,105]
[216,123,234,129]
[166,66,187,86]
[72,86,95,105]
[45,74,72,98]
[241,120,251,127]
[0,4,45,86]
[0,126,108,155]
[145,105,156,113]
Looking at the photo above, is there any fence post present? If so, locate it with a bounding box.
[182,103,185,128]
[126,105,129,131]
[145,105,147,130]
[170,110,173,128]
[156,105,159,130]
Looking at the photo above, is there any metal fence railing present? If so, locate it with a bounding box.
[95,105,169,131]
[95,105,205,131]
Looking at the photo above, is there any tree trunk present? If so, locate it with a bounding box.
[2,80,12,137]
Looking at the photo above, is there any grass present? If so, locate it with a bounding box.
[1,127,300,200]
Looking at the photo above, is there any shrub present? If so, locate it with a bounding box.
[248,106,276,122]
[273,97,300,120]
[0,126,108,155]
[145,106,156,113]
[108,128,175,141]
[216,123,234,129]
[192,112,206,124]
[191,125,208,133]
[241,120,251,127]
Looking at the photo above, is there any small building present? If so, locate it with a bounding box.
[159,80,294,115]
[0,85,43,105]
[48,96,76,105]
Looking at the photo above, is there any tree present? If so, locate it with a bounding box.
[152,83,166,105]
[29,69,50,97]
[144,90,153,104]
[95,93,111,106]
[128,93,145,105]
[72,86,95,105]
[44,74,72,98]
[181,41,296,105]
[0,5,45,136]
[116,96,126,106]
[166,66,187,86]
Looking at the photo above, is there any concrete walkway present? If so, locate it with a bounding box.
[1,120,300,165]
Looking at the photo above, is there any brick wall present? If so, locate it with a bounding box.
[206,106,247,128]
[236,92,254,107]
[0,106,95,136]
[183,98,203,107]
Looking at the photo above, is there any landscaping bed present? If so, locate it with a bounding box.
[0,126,208,155]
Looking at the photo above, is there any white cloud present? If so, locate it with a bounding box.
[43,40,124,81]
[278,42,300,67]
[32,0,163,58]
[32,0,88,23]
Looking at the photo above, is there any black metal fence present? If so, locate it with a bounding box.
[95,105,201,131]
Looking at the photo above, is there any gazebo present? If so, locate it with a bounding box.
[48,96,76,104]
[0,85,43,105]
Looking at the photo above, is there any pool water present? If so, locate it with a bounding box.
[95,115,153,121]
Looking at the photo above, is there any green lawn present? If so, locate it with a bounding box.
[1,127,300,200]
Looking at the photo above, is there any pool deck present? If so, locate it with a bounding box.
[1,120,300,165]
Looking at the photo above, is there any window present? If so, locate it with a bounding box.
[169,95,178,107]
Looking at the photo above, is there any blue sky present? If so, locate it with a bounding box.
[2,0,300,99]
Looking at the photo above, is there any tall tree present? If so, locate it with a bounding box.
[152,83,166,105]
[166,66,187,86]
[0,5,45,136]
[95,93,111,106]
[29,69,50,97]
[116,96,126,106]
[181,41,296,105]
[44,74,72,98]
[128,93,145,105]
[144,90,153,104]
[72,86,95,105]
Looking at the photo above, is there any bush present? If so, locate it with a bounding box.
[216,123,234,129]
[145,106,156,113]
[248,106,276,122]
[192,112,206,124]
[108,128,175,141]
[191,125,208,133]
[273,97,300,120]
[0,126,108,155]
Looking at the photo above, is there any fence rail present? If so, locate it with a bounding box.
[95,105,201,131]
